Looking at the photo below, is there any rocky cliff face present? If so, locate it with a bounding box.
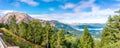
[0,12,33,23]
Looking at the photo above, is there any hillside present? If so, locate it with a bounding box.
[49,20,82,35]
[0,12,82,48]
[0,12,81,35]
[0,28,42,48]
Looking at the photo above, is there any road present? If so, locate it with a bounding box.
[0,37,7,48]
[0,33,7,48]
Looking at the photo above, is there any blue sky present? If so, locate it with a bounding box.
[0,0,120,23]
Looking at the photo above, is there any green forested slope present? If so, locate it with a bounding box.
[3,11,120,48]
[0,28,42,48]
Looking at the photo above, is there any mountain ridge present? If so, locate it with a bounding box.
[0,12,81,35]
[0,12,33,23]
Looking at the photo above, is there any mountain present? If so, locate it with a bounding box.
[70,23,106,38]
[0,12,81,35]
[49,20,82,35]
[0,12,33,23]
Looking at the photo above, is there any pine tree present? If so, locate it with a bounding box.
[9,15,18,34]
[18,21,27,38]
[34,20,43,44]
[26,20,43,44]
[44,21,55,48]
[80,26,94,48]
[56,29,66,48]
[101,16,120,48]
[50,33,57,48]
[26,21,33,42]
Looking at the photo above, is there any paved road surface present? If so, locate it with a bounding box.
[0,37,7,48]
[0,33,19,48]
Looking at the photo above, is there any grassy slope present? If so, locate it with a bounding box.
[0,28,42,48]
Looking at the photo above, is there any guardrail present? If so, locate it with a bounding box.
[0,33,19,48]
[0,37,7,48]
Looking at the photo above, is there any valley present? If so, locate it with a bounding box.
[0,0,120,47]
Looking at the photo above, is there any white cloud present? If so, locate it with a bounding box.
[116,3,120,6]
[42,0,65,2]
[60,3,75,9]
[20,0,39,6]
[60,0,96,12]
[42,0,53,2]
[73,0,95,12]
[11,2,20,7]
[0,10,14,16]
[0,10,26,16]
[49,8,54,11]
[116,0,120,1]
[30,8,117,24]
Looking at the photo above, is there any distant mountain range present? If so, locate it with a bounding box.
[70,23,106,38]
[0,12,106,38]
[49,20,82,35]
[0,12,81,35]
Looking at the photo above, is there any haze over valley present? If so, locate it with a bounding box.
[0,0,120,48]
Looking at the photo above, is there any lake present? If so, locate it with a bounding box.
[71,23,106,38]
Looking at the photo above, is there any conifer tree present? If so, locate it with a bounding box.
[44,21,55,48]
[101,16,120,48]
[80,26,94,48]
[56,29,66,48]
[26,21,32,41]
[18,21,28,38]
[9,15,18,34]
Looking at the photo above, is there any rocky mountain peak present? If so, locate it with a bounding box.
[0,12,33,23]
